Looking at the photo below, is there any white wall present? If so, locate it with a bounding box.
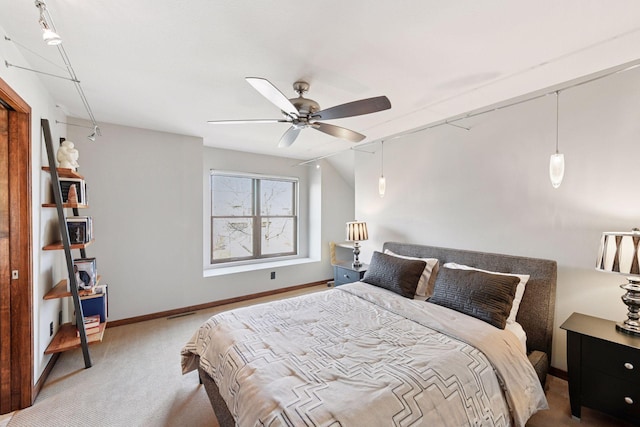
[0,23,71,381]
[354,65,640,371]
[65,121,354,321]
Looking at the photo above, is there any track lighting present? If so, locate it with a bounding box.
[549,91,565,189]
[56,121,101,142]
[35,0,62,46]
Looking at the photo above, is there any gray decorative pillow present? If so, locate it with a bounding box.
[362,251,426,298]
[428,267,519,329]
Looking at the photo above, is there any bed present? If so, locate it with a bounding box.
[182,242,557,426]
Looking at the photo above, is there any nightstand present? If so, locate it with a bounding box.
[560,312,640,424]
[333,261,367,286]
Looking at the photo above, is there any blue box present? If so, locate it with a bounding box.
[81,293,107,323]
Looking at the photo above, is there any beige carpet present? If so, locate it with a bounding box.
[7,285,634,426]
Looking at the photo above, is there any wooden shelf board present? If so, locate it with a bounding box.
[41,166,84,179]
[43,276,103,300]
[44,321,106,354]
[42,239,94,251]
[42,203,89,209]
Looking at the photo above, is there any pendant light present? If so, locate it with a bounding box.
[378,140,386,197]
[549,91,565,188]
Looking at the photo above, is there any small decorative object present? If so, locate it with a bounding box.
[67,184,78,204]
[346,221,368,268]
[56,140,79,170]
[596,228,640,336]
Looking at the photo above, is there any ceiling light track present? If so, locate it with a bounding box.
[296,58,640,167]
[4,59,79,82]
[3,1,100,138]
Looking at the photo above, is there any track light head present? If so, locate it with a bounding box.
[36,0,62,45]
[87,125,99,141]
[41,26,62,45]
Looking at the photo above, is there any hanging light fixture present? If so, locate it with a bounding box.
[56,121,101,142]
[549,91,565,188]
[35,1,62,45]
[378,140,386,197]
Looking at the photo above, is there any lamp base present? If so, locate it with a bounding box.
[352,242,362,269]
[616,322,640,337]
[616,280,640,337]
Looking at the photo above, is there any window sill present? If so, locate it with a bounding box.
[203,257,317,277]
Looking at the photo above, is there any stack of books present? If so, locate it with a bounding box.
[76,314,101,337]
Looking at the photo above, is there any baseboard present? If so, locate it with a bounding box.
[549,366,568,381]
[107,279,331,328]
[32,353,60,404]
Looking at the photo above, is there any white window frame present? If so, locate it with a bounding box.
[209,170,299,266]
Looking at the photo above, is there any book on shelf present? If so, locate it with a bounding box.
[73,257,97,290]
[58,178,87,204]
[77,325,101,337]
[76,314,101,336]
[66,216,93,244]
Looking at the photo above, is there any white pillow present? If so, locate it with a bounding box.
[442,262,529,324]
[505,322,528,354]
[384,249,439,297]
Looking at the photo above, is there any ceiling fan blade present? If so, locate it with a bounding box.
[312,96,391,121]
[312,122,365,142]
[246,77,299,118]
[207,119,290,124]
[278,126,302,148]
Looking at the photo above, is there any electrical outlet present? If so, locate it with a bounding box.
[49,321,54,336]
[270,271,276,280]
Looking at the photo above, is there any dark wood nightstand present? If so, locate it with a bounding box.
[560,312,640,424]
[332,261,367,286]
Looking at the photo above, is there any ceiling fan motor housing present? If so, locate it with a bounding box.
[288,80,320,115]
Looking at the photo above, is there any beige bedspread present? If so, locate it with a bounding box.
[182,282,547,426]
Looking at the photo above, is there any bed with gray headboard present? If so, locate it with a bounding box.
[182,242,557,427]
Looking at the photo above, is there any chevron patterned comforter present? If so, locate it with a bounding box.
[181,282,547,427]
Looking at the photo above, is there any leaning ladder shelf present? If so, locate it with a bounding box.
[40,118,101,368]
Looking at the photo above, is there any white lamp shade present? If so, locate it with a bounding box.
[596,231,640,278]
[346,221,368,242]
[378,176,386,197]
[549,153,565,188]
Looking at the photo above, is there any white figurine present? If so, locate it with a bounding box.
[56,140,79,170]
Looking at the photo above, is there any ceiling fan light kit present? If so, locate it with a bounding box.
[208,77,391,148]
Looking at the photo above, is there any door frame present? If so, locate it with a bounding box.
[0,76,33,413]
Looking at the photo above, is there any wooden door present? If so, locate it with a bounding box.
[0,78,33,414]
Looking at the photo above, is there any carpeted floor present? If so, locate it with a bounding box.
[7,285,634,426]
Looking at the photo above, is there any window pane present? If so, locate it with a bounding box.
[260,179,294,216]
[212,218,253,260]
[261,217,295,255]
[212,175,253,216]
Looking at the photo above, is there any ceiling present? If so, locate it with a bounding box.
[2,1,640,163]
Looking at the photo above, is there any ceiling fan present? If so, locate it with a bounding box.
[207,77,391,148]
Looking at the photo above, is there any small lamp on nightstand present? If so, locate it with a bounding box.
[596,228,640,336]
[346,221,368,268]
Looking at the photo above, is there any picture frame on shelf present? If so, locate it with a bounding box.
[59,178,86,204]
[73,257,97,290]
[66,216,92,243]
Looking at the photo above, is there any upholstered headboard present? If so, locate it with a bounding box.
[383,242,557,382]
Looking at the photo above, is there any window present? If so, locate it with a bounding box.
[210,172,298,264]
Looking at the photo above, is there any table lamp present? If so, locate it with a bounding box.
[596,229,640,336]
[346,221,368,268]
